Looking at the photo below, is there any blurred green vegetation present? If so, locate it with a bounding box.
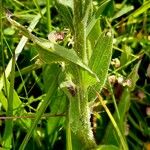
[0,0,150,150]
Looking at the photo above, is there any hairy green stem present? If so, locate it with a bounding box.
[69,1,97,149]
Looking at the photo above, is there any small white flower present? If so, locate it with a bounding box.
[111,58,120,68]
[117,76,124,84]
[108,75,116,84]
[122,79,132,87]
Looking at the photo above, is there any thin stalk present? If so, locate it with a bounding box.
[15,64,41,77]
[128,115,141,132]
[66,100,72,150]
[33,0,43,17]
[96,92,128,150]
[46,0,52,32]
[108,81,120,120]
[0,113,65,120]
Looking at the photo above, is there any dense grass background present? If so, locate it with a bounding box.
[0,0,150,149]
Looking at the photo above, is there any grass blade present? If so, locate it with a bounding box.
[0,8,46,92]
[96,92,128,150]
[2,53,15,149]
[129,1,150,18]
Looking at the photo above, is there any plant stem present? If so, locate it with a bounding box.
[69,1,97,149]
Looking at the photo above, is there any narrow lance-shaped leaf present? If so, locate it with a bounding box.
[86,0,110,37]
[89,31,113,95]
[2,53,15,148]
[128,1,150,18]
[55,0,74,32]
[6,15,98,80]
[112,5,134,20]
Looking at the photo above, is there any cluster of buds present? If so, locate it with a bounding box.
[108,75,132,87]
[111,58,120,68]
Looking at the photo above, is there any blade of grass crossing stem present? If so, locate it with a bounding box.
[19,68,61,150]
[96,92,128,150]
[0,8,46,92]
[2,53,15,149]
[103,88,130,146]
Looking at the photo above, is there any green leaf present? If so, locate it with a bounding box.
[2,53,15,148]
[2,79,31,129]
[6,16,98,80]
[120,45,132,66]
[87,20,101,57]
[0,91,7,110]
[55,0,73,32]
[128,1,150,18]
[44,64,67,135]
[102,0,115,17]
[97,145,120,150]
[47,90,66,135]
[86,0,110,37]
[89,31,113,94]
[113,5,134,19]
